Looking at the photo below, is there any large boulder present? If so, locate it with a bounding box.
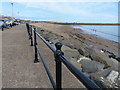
[70,58,82,71]
[62,45,80,60]
[77,56,91,63]
[79,60,105,73]
[78,48,89,57]
[77,44,91,57]
[106,70,119,85]
[85,48,119,71]
[90,68,119,88]
[77,45,119,71]
[52,45,80,60]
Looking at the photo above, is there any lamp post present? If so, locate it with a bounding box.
[11,3,13,17]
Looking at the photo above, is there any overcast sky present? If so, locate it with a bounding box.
[1,0,119,23]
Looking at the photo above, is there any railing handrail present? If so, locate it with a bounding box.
[36,31,56,52]
[26,23,101,90]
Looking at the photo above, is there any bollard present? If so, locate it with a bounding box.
[33,27,39,63]
[30,25,33,46]
[55,42,64,90]
[28,25,31,39]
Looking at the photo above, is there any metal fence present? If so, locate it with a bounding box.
[26,23,101,90]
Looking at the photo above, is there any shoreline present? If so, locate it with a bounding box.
[37,21,120,25]
[71,25,119,43]
[71,27,119,57]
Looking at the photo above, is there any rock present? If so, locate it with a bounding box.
[90,68,119,88]
[62,45,80,60]
[78,48,90,57]
[106,70,119,84]
[77,56,91,63]
[70,58,82,71]
[52,45,80,60]
[109,54,116,59]
[90,68,112,78]
[77,43,95,57]
[37,28,65,45]
[89,48,119,70]
[80,60,105,73]
[64,43,74,49]
[116,57,120,62]
[64,50,80,60]
[78,48,85,56]
[76,44,119,71]
[118,75,120,81]
[107,58,119,71]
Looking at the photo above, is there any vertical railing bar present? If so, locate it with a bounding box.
[26,23,31,39]
[30,25,33,46]
[33,27,39,63]
[56,59,62,90]
[55,42,64,90]
[36,45,56,89]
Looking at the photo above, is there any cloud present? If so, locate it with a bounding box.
[1,1,118,23]
[21,2,118,22]
[25,2,117,16]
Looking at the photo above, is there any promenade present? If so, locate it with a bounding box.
[2,24,85,88]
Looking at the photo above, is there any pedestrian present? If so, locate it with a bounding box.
[2,26,4,31]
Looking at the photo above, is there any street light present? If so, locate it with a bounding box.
[11,3,13,17]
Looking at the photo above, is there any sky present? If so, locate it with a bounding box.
[0,0,119,23]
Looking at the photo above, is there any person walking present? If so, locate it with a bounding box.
[2,25,4,31]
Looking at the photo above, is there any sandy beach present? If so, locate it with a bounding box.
[30,22,119,57]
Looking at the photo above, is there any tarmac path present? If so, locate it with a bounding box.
[2,24,85,88]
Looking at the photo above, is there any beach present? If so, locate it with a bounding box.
[30,22,119,57]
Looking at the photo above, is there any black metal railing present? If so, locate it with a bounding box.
[26,23,101,90]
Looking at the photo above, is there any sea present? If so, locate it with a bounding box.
[72,25,120,43]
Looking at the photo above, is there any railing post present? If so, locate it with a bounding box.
[26,23,31,39]
[55,42,64,90]
[33,27,39,63]
[30,25,33,46]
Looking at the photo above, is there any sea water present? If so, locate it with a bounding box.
[72,25,119,43]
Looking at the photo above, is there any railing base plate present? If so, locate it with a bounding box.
[33,59,40,63]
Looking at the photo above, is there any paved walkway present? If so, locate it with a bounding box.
[2,24,85,88]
